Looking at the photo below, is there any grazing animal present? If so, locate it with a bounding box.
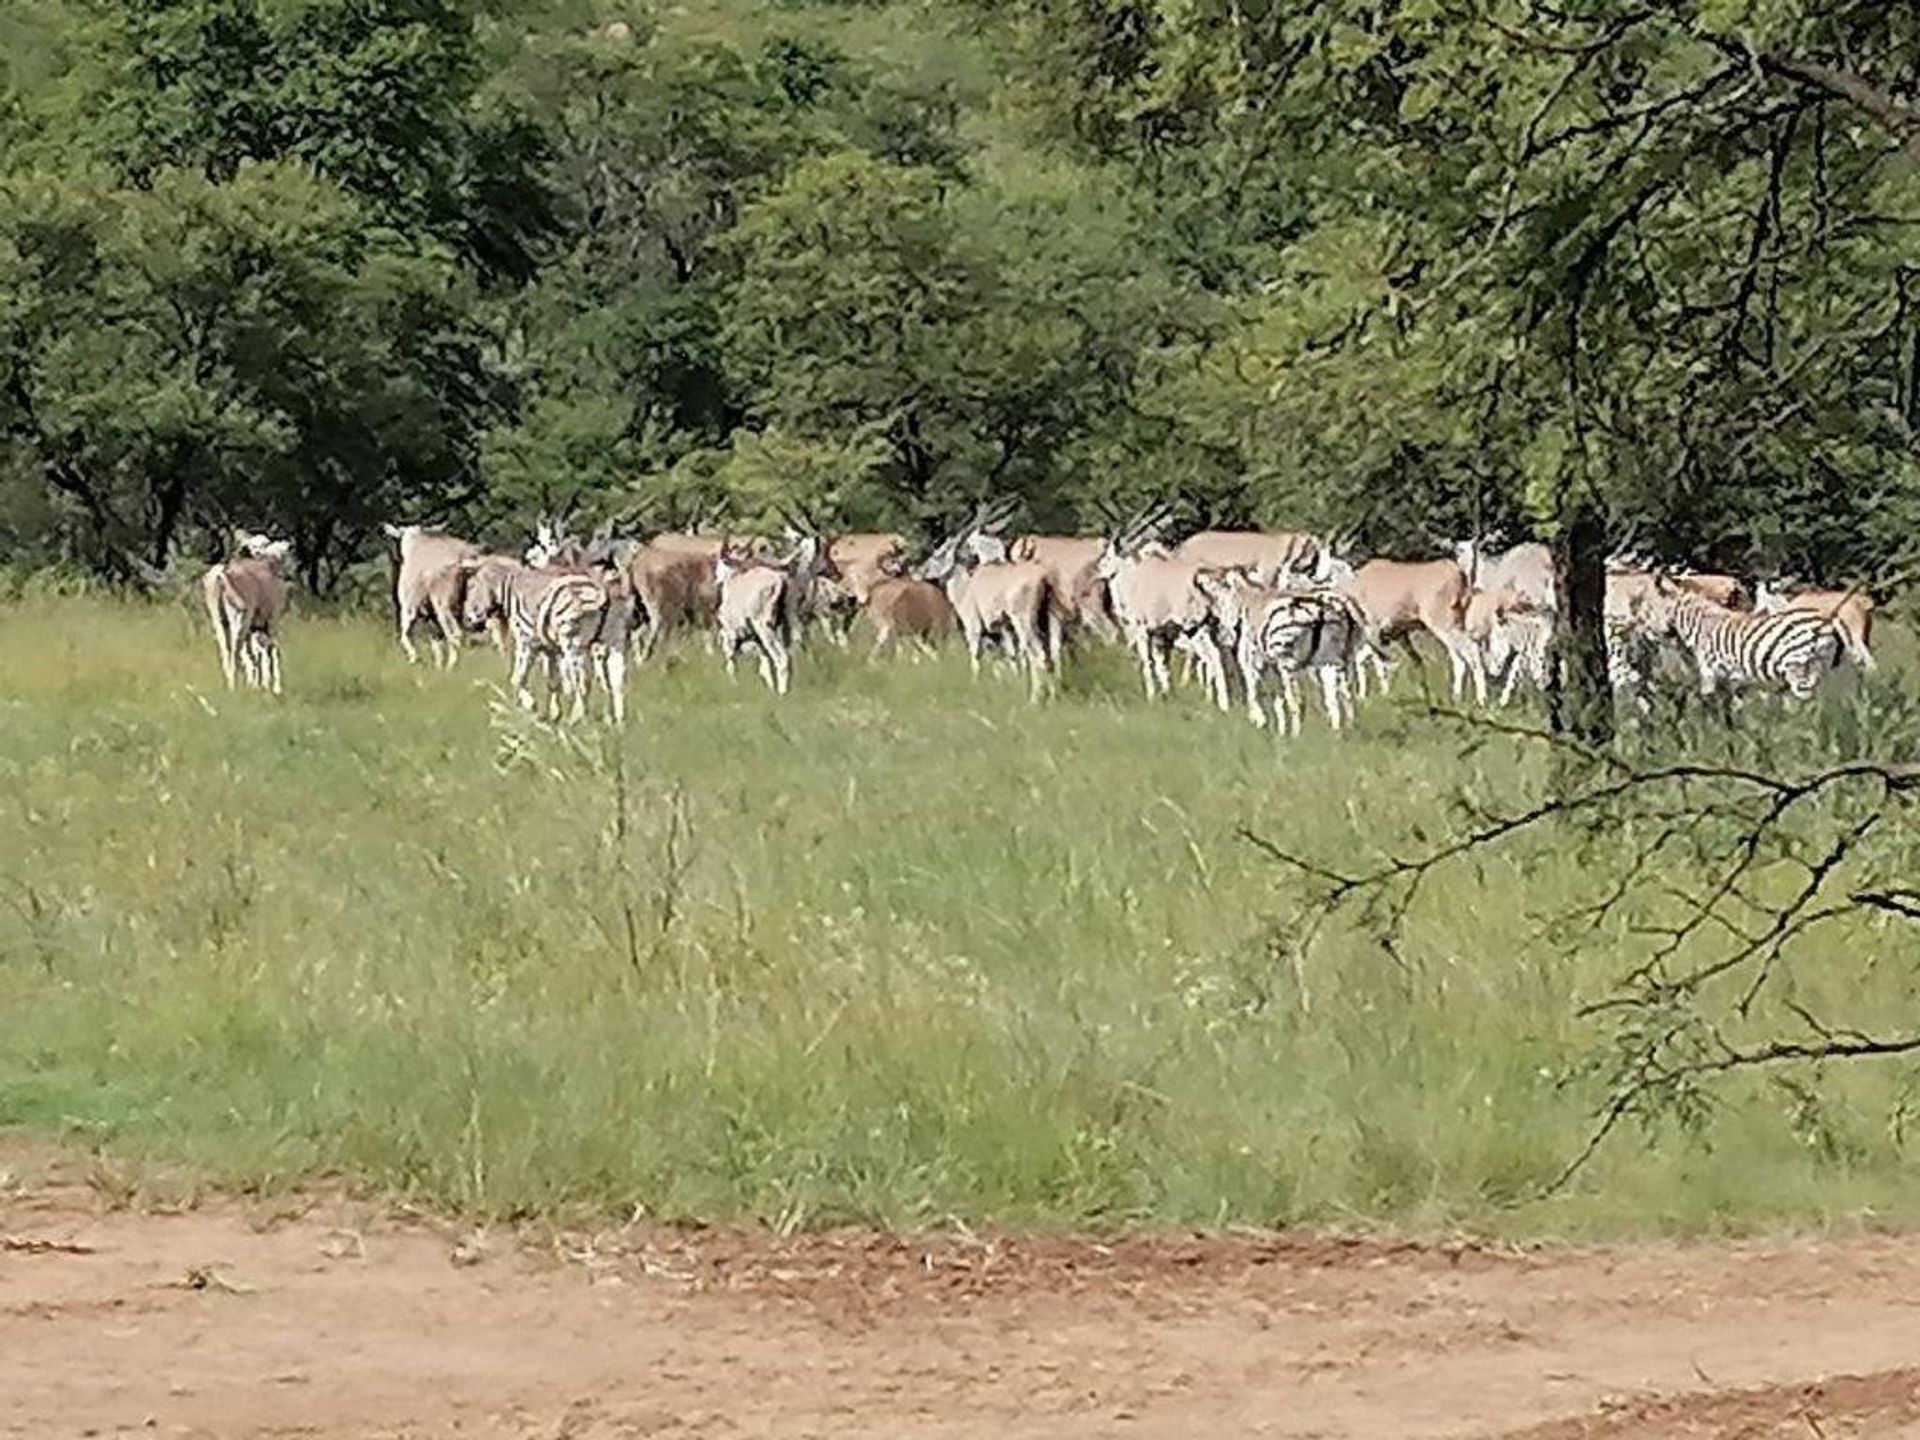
[1196,569,1365,733]
[818,533,910,643]
[1331,553,1486,704]
[713,534,837,695]
[834,551,955,658]
[621,535,723,659]
[460,557,627,723]
[1008,535,1115,642]
[1465,588,1553,706]
[1675,572,1746,608]
[1756,580,1876,671]
[1171,530,1323,586]
[382,523,504,667]
[918,509,1063,702]
[1643,578,1846,700]
[1455,537,1557,613]
[202,531,292,693]
[1097,510,1231,711]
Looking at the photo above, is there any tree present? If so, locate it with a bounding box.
[1,163,494,585]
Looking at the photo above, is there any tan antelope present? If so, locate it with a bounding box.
[459,556,629,723]
[713,533,838,695]
[1096,506,1231,711]
[918,503,1063,701]
[1171,529,1323,585]
[202,531,292,693]
[383,523,512,667]
[1676,571,1746,608]
[1325,548,1486,704]
[1008,534,1115,641]
[1756,579,1875,670]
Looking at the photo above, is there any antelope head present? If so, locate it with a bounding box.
[233,530,292,563]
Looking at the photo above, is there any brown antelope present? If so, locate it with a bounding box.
[1325,549,1486,704]
[1756,580,1875,670]
[1677,572,1746,608]
[819,532,910,642]
[617,536,722,659]
[202,531,292,694]
[918,503,1062,701]
[1096,506,1231,711]
[834,550,955,658]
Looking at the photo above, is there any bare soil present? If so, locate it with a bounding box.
[5,1149,1920,1439]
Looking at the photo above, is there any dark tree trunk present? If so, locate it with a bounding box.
[1550,499,1613,746]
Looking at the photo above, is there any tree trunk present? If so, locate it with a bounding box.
[1550,499,1613,747]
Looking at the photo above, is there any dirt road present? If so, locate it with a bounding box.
[4,1153,1919,1439]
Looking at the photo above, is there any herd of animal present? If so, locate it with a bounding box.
[197,502,1879,732]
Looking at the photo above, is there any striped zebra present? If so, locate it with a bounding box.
[459,557,632,723]
[1197,571,1365,734]
[1647,580,1845,700]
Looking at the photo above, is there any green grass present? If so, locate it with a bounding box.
[1,594,1916,1235]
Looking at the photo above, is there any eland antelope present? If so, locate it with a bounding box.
[1097,506,1231,712]
[918,503,1063,701]
[714,533,838,695]
[1324,548,1486,704]
[382,523,503,667]
[1756,580,1876,671]
[202,531,292,694]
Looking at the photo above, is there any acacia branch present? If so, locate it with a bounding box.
[1756,51,1920,164]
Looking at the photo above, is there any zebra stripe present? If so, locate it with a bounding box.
[492,566,623,723]
[1243,590,1365,734]
[1662,593,1844,699]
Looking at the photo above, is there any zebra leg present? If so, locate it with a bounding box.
[1276,669,1302,738]
[264,636,283,696]
[561,650,589,723]
[509,641,538,712]
[1318,666,1343,730]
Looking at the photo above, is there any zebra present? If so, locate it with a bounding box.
[459,557,631,723]
[1645,580,1846,700]
[1197,571,1366,734]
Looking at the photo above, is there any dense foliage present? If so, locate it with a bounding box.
[6,0,1920,595]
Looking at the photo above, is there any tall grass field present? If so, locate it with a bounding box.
[2,593,1916,1236]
